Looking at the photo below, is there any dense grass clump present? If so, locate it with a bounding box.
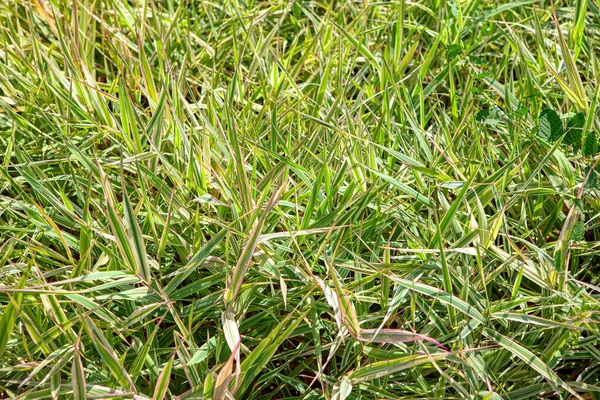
[2,0,600,398]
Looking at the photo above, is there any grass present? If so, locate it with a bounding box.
[1,0,600,398]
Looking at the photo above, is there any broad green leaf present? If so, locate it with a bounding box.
[571,222,585,242]
[476,109,490,122]
[565,112,585,146]
[583,131,597,156]
[584,166,598,189]
[539,109,563,142]
[447,44,462,60]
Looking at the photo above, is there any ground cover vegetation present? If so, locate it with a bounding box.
[2,0,600,398]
